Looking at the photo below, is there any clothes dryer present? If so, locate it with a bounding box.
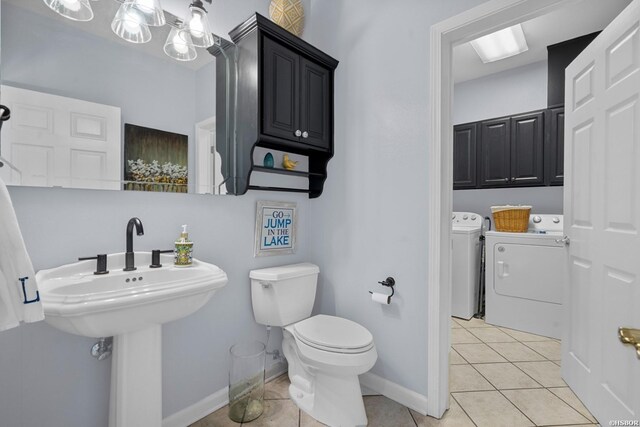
[485,214,566,339]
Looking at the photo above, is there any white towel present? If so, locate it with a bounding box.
[0,177,43,331]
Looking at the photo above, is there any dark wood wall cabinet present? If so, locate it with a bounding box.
[545,107,565,185]
[228,13,338,198]
[453,123,477,189]
[454,107,564,190]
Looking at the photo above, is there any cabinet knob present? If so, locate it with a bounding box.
[295,130,302,137]
[302,131,309,138]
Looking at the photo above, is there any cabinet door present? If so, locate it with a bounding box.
[546,107,564,185]
[510,111,544,186]
[299,58,331,150]
[480,118,510,187]
[453,123,477,189]
[262,36,300,143]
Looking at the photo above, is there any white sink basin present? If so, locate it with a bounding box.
[36,252,228,427]
[36,252,227,337]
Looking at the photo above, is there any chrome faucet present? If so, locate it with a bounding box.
[124,217,144,271]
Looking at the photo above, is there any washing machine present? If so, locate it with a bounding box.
[451,212,483,320]
[485,214,566,339]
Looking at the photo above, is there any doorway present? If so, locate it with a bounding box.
[426,0,631,420]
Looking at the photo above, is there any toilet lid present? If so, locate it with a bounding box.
[293,315,374,352]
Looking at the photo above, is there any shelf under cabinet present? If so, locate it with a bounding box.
[247,185,311,194]
[252,166,323,178]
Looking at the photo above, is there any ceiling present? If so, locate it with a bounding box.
[452,0,632,83]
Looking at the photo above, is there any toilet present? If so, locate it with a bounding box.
[250,263,377,427]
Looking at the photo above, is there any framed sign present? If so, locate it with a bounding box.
[255,201,297,257]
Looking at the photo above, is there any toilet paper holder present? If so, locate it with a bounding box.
[369,277,396,299]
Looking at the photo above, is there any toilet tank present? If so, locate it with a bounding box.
[250,263,319,326]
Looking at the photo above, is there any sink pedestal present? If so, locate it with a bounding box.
[36,253,228,427]
[109,325,162,427]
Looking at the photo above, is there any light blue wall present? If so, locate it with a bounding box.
[0,3,311,427]
[304,0,487,397]
[452,60,565,217]
[453,60,548,124]
[0,187,310,426]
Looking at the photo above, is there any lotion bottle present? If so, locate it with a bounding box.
[174,224,193,267]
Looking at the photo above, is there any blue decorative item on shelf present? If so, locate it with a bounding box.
[263,152,275,168]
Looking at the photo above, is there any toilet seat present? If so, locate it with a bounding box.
[292,314,374,354]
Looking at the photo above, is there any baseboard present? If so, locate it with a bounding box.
[162,387,228,427]
[359,372,429,416]
[162,361,288,427]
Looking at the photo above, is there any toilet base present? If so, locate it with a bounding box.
[282,328,376,427]
[289,371,368,427]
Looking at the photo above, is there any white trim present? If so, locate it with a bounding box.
[359,372,429,416]
[195,116,216,195]
[162,363,288,427]
[162,387,228,427]
[426,0,579,418]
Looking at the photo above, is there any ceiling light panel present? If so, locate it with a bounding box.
[470,24,529,63]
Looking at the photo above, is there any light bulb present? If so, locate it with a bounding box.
[43,0,94,21]
[123,9,143,33]
[123,0,165,26]
[60,0,81,12]
[137,0,156,9]
[186,5,214,48]
[189,13,204,37]
[112,3,151,43]
[163,25,197,61]
[172,33,189,54]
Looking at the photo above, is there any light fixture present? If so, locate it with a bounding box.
[42,0,94,22]
[470,24,529,63]
[164,26,197,62]
[111,3,152,44]
[124,0,166,27]
[42,0,219,61]
[187,0,214,48]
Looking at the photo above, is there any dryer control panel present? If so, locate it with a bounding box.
[528,214,563,234]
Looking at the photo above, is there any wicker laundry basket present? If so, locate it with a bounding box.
[491,205,531,232]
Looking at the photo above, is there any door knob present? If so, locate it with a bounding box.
[555,236,570,245]
[294,130,302,137]
[618,327,640,359]
[302,131,309,138]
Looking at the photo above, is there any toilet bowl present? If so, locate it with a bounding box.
[283,315,377,427]
[250,264,377,427]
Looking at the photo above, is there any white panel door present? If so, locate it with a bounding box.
[0,85,121,190]
[563,0,640,423]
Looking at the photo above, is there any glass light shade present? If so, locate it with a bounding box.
[187,4,214,48]
[43,0,94,21]
[123,0,166,27]
[164,26,197,62]
[111,4,152,44]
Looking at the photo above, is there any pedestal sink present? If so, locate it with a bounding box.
[36,252,228,427]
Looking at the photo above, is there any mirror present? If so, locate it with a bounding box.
[0,0,234,194]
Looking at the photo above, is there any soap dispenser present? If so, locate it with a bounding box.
[175,224,193,267]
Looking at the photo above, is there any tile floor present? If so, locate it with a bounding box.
[450,316,598,427]
[191,317,599,427]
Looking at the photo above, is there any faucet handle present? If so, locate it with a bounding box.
[78,254,109,275]
[150,249,174,269]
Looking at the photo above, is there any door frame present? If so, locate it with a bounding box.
[426,0,578,417]
[195,116,216,194]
